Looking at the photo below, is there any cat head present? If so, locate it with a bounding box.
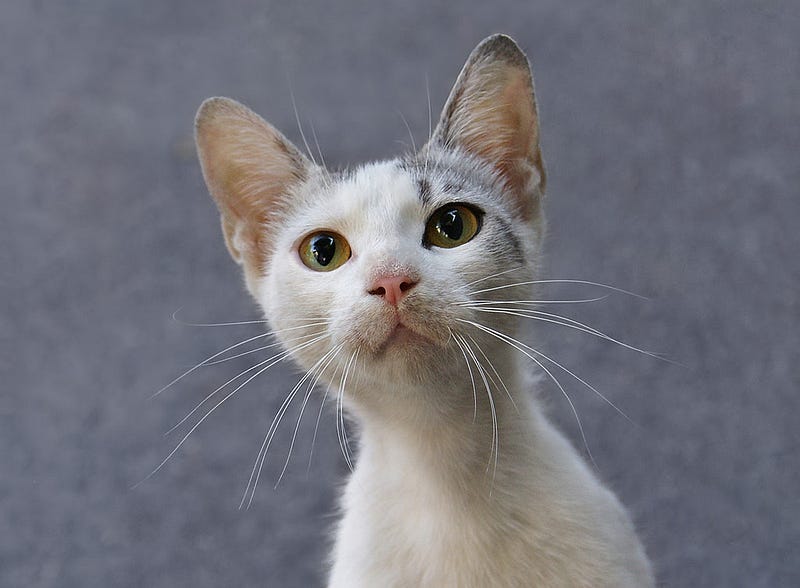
[195,35,546,402]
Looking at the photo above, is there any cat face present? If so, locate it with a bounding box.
[195,34,546,397]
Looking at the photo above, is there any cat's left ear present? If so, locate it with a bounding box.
[427,34,545,217]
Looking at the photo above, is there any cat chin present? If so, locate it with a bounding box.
[332,320,455,385]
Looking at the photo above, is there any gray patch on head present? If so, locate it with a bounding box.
[399,150,530,273]
[490,215,525,267]
[441,181,463,195]
[417,177,432,206]
[400,149,501,203]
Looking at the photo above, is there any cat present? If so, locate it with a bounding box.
[194,34,654,587]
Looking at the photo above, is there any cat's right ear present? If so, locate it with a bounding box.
[195,97,311,275]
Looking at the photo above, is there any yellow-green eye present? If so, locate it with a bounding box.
[299,231,351,271]
[424,204,482,249]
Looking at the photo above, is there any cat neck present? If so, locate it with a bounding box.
[349,349,542,493]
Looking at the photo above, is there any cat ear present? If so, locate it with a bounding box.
[195,97,312,274]
[428,34,545,214]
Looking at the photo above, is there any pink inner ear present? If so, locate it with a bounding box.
[195,98,310,273]
[469,72,534,165]
[454,68,541,208]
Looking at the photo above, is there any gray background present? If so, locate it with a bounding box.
[2,1,798,586]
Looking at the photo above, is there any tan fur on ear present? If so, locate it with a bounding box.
[429,35,546,215]
[195,97,311,278]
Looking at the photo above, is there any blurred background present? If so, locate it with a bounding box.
[2,1,798,586]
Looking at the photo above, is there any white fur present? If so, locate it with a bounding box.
[195,34,654,587]
[250,162,654,587]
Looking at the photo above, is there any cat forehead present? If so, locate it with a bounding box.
[333,161,419,214]
[280,162,414,241]
[306,156,496,223]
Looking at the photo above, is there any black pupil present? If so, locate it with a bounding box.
[437,208,464,240]
[311,235,336,266]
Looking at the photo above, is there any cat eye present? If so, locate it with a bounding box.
[299,231,352,271]
[423,204,482,249]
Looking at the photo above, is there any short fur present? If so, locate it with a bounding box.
[195,34,654,587]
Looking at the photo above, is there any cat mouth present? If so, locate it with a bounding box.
[387,322,416,343]
[379,316,430,351]
[351,304,450,356]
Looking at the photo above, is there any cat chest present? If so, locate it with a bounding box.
[349,476,531,584]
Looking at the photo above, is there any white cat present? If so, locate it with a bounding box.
[195,34,654,587]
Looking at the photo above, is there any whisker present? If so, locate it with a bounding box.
[171,311,331,328]
[396,109,417,154]
[308,119,328,172]
[336,349,359,473]
[172,316,269,328]
[306,393,327,474]
[423,73,432,177]
[165,333,328,435]
[307,358,345,473]
[152,331,270,398]
[526,345,635,426]
[458,319,597,468]
[290,87,318,167]
[457,295,610,306]
[152,320,332,398]
[450,331,478,422]
[340,349,360,471]
[467,334,518,414]
[469,279,648,299]
[275,344,344,488]
[203,331,323,366]
[460,334,499,487]
[461,315,633,424]
[136,334,327,490]
[242,343,339,508]
[464,306,665,361]
[459,267,525,291]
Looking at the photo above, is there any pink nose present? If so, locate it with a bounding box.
[368,275,418,306]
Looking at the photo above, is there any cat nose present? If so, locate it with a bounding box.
[368,275,418,306]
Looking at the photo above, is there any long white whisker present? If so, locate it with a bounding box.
[172,317,269,328]
[308,119,327,172]
[459,267,525,290]
[396,109,417,154]
[458,319,596,468]
[290,88,318,166]
[153,321,332,398]
[465,306,664,361]
[275,344,344,488]
[467,334,518,413]
[524,344,634,425]
[203,331,323,366]
[461,315,633,423]
[171,310,330,328]
[469,279,647,299]
[152,331,271,398]
[242,343,338,508]
[336,349,358,473]
[424,73,432,177]
[450,331,478,422]
[457,295,610,306]
[165,334,328,435]
[460,334,499,487]
[340,349,360,471]
[138,335,327,490]
[307,357,345,473]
